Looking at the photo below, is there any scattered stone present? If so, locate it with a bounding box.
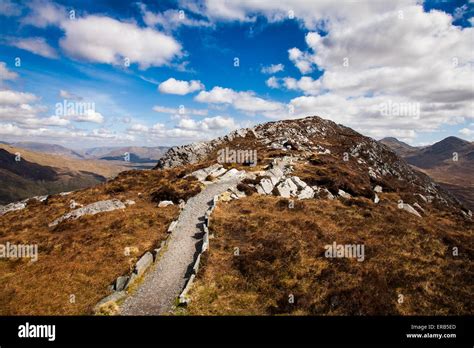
[49,199,126,227]
[338,189,351,199]
[413,202,425,214]
[134,252,153,276]
[401,203,422,218]
[0,201,27,216]
[374,185,383,193]
[158,200,174,207]
[219,168,244,181]
[125,200,136,206]
[374,193,380,204]
[415,193,428,203]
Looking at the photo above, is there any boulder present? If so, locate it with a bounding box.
[134,252,153,276]
[374,185,383,193]
[374,193,380,204]
[94,291,126,314]
[158,200,174,207]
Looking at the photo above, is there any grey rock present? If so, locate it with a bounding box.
[49,199,126,227]
[291,176,308,189]
[374,185,383,193]
[277,178,298,198]
[115,276,129,291]
[298,186,314,200]
[158,200,174,207]
[0,201,27,216]
[94,291,127,313]
[374,193,380,204]
[134,252,153,276]
[259,178,274,194]
[338,189,351,199]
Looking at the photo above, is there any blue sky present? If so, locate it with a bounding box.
[0,0,472,149]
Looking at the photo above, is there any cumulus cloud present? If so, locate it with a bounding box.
[158,78,204,95]
[0,90,38,105]
[7,37,58,59]
[195,86,285,114]
[288,47,313,74]
[66,109,104,124]
[261,63,284,74]
[0,62,18,81]
[21,0,66,28]
[152,105,208,116]
[266,76,280,89]
[59,15,182,69]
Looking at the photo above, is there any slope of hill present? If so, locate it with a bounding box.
[0,116,472,315]
[0,144,128,204]
[11,142,85,160]
[382,136,474,210]
[380,137,420,157]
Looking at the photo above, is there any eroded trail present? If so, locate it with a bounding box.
[121,179,239,315]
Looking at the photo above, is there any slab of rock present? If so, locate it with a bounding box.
[219,168,244,181]
[413,202,425,214]
[277,178,298,198]
[298,186,314,199]
[158,200,174,207]
[259,178,274,194]
[401,203,422,217]
[167,220,178,233]
[115,276,129,291]
[49,199,126,227]
[291,176,308,189]
[94,291,126,314]
[134,252,153,276]
[374,193,380,204]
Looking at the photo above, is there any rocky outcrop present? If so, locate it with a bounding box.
[49,199,130,227]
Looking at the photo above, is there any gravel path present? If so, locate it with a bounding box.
[121,178,240,315]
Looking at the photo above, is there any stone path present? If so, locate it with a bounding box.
[121,178,240,315]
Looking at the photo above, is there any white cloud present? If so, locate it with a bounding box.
[152,105,208,116]
[282,76,321,95]
[60,15,182,69]
[195,86,285,114]
[158,78,204,95]
[0,0,22,17]
[67,109,104,124]
[0,62,18,81]
[261,63,284,74]
[178,115,237,130]
[288,47,313,74]
[22,0,65,28]
[59,90,82,101]
[137,3,212,31]
[0,90,38,105]
[459,127,474,137]
[8,37,58,59]
[266,76,280,88]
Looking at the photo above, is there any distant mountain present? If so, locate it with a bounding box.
[11,142,84,160]
[380,137,419,157]
[404,136,473,169]
[382,136,474,210]
[83,146,169,162]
